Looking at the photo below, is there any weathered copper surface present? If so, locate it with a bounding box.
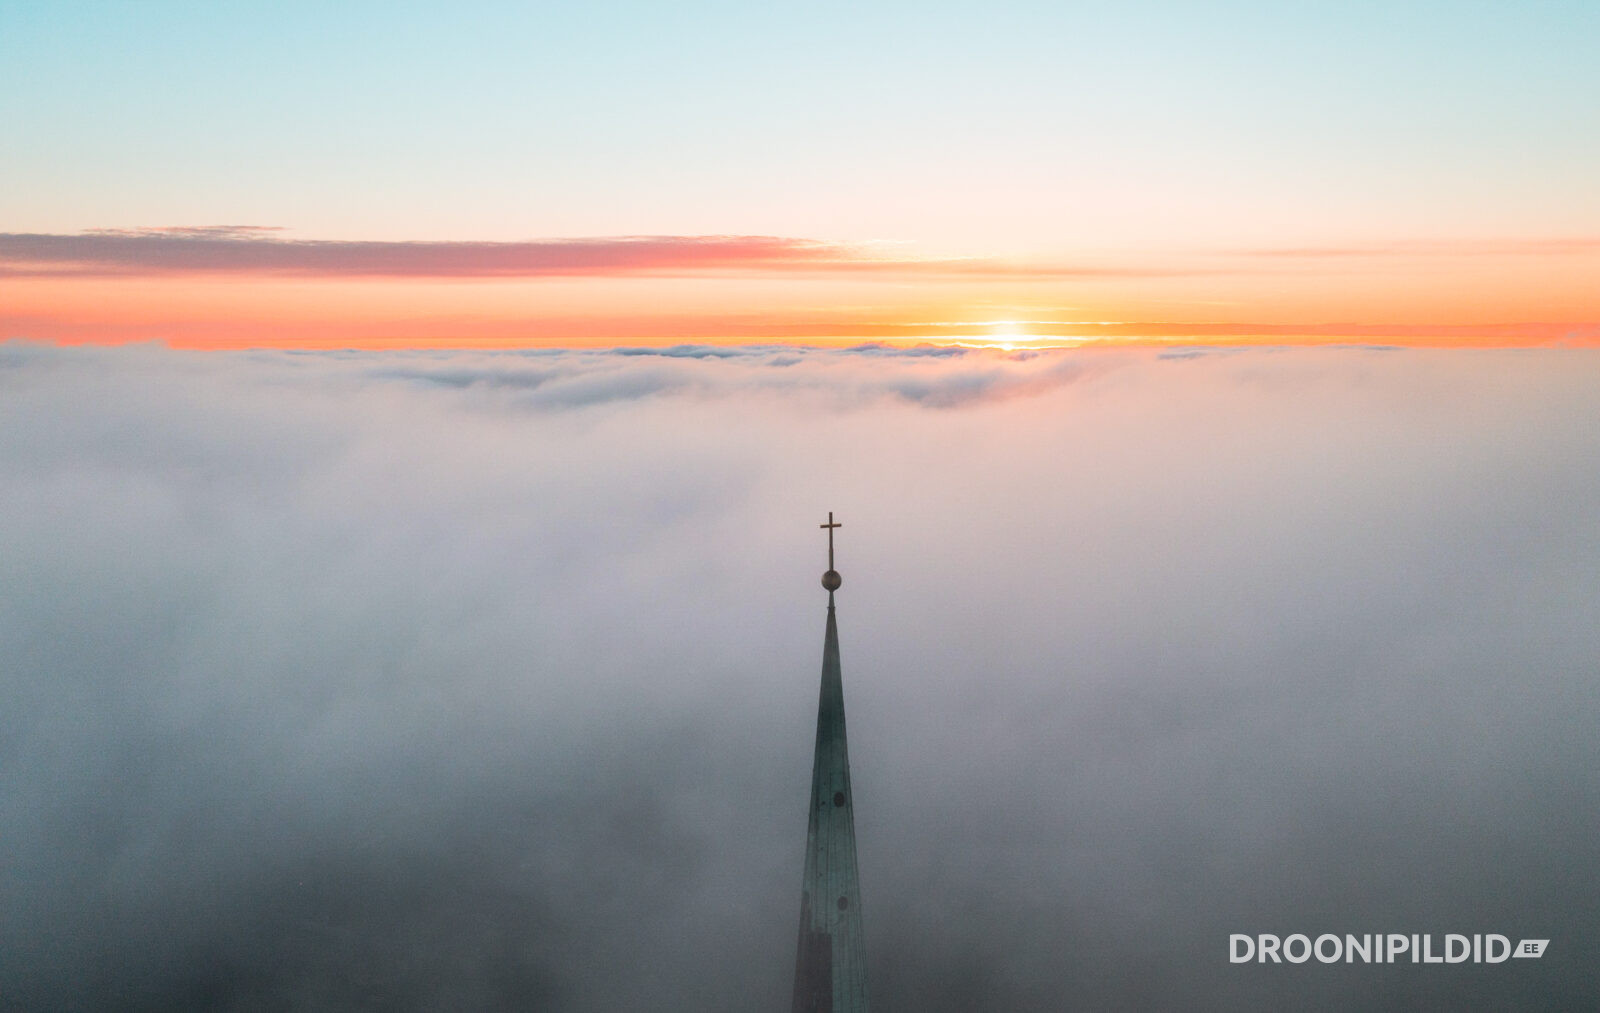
[792,513,868,1012]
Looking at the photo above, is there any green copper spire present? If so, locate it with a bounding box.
[792,512,869,1013]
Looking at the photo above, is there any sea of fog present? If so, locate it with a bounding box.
[2,341,1597,1010]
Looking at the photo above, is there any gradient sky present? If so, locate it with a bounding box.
[3,1,1598,346]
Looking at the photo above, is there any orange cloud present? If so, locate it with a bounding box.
[0,229,1226,280]
[0,230,864,278]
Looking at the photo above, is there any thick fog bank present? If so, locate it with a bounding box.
[3,342,1597,1010]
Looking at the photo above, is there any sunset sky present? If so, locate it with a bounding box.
[4,1,1597,347]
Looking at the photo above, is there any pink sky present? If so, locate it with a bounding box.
[4,228,1597,348]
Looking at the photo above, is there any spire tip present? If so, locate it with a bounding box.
[820,512,842,592]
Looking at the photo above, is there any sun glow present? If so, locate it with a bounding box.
[985,320,1029,349]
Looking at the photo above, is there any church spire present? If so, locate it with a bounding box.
[792,512,869,1012]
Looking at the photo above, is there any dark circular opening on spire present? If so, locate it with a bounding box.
[833,791,845,807]
[837,896,849,911]
[821,569,842,591]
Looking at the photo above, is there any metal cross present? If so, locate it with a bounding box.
[820,511,841,570]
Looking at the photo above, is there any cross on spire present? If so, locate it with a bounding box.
[820,512,841,570]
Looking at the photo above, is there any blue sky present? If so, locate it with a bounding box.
[5,1,1596,246]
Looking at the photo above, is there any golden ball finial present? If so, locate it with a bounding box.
[821,569,842,591]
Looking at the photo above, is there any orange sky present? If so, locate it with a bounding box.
[4,232,1597,349]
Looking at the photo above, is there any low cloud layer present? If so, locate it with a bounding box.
[3,342,1598,1009]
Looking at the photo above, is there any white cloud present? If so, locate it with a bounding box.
[2,342,1598,1009]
